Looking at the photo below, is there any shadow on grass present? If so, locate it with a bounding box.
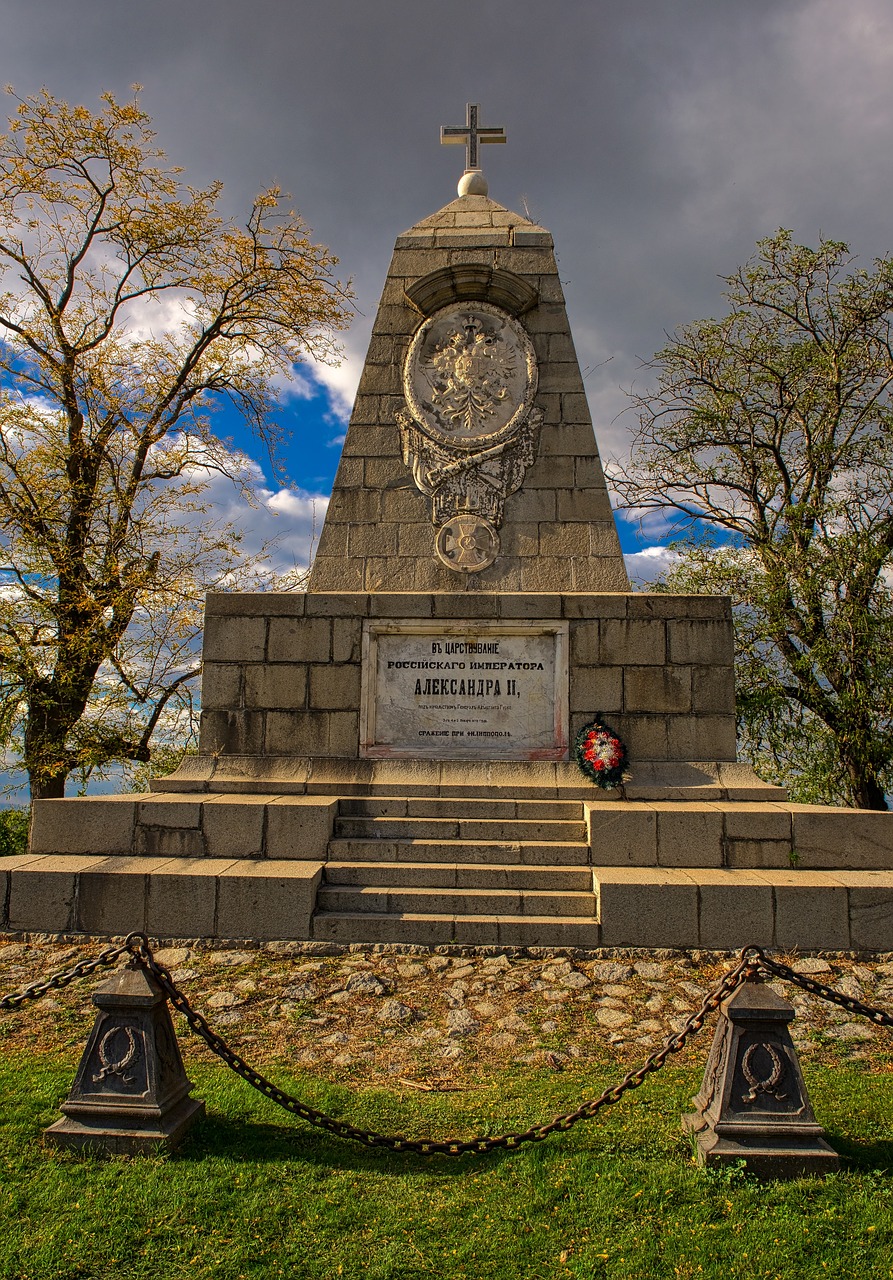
[173,1110,518,1177]
[827,1129,893,1172]
[171,1111,893,1179]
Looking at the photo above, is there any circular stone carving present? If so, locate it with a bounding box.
[404,301,538,451]
[434,515,500,573]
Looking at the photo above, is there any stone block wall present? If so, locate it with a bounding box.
[2,852,323,938]
[29,793,339,861]
[591,866,893,951]
[198,590,737,764]
[586,800,893,872]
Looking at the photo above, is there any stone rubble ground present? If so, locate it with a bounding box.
[2,935,892,1087]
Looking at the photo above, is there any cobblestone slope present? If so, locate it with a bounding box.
[3,936,892,1087]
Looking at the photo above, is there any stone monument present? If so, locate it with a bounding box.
[8,106,893,951]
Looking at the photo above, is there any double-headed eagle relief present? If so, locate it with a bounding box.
[426,313,514,439]
[397,301,543,572]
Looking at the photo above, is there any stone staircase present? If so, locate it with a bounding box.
[15,761,893,950]
[312,796,601,947]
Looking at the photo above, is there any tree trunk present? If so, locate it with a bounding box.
[29,773,67,801]
[850,773,889,811]
[24,690,79,802]
[843,733,889,809]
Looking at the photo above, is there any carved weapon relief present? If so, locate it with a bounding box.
[397,301,542,572]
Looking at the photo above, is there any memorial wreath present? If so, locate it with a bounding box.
[574,717,629,789]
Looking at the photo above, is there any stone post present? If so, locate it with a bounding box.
[683,978,839,1178]
[44,964,204,1155]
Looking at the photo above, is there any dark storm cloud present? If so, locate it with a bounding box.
[3,0,893,470]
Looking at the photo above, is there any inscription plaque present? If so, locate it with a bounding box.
[360,620,568,760]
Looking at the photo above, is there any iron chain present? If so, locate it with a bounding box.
[752,951,893,1028]
[128,934,759,1156]
[2,937,890,1156]
[0,941,132,1010]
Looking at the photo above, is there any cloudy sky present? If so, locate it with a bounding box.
[3,0,893,584]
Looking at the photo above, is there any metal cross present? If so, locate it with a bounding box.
[440,103,506,170]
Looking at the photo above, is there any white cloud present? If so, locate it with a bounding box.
[616,505,687,544]
[117,292,360,435]
[193,467,330,577]
[278,369,317,402]
[4,390,59,420]
[115,291,199,341]
[141,436,330,577]
[302,329,368,425]
[624,545,679,587]
[266,329,366,433]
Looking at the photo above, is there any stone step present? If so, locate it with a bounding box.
[315,884,598,917]
[323,860,593,891]
[155,757,790,803]
[333,816,587,841]
[308,778,602,800]
[325,837,591,865]
[5,854,892,949]
[309,911,602,947]
[591,865,893,951]
[337,797,584,821]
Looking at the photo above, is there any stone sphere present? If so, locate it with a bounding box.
[458,169,488,196]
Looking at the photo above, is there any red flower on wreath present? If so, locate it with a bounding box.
[573,718,628,790]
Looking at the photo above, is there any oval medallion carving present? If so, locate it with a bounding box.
[404,302,537,450]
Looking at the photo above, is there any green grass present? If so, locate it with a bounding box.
[1,1054,892,1279]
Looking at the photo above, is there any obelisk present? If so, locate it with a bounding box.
[309,103,629,594]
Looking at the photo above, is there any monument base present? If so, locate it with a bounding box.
[682,1114,840,1179]
[44,1096,205,1156]
[8,753,893,949]
[10,592,893,951]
